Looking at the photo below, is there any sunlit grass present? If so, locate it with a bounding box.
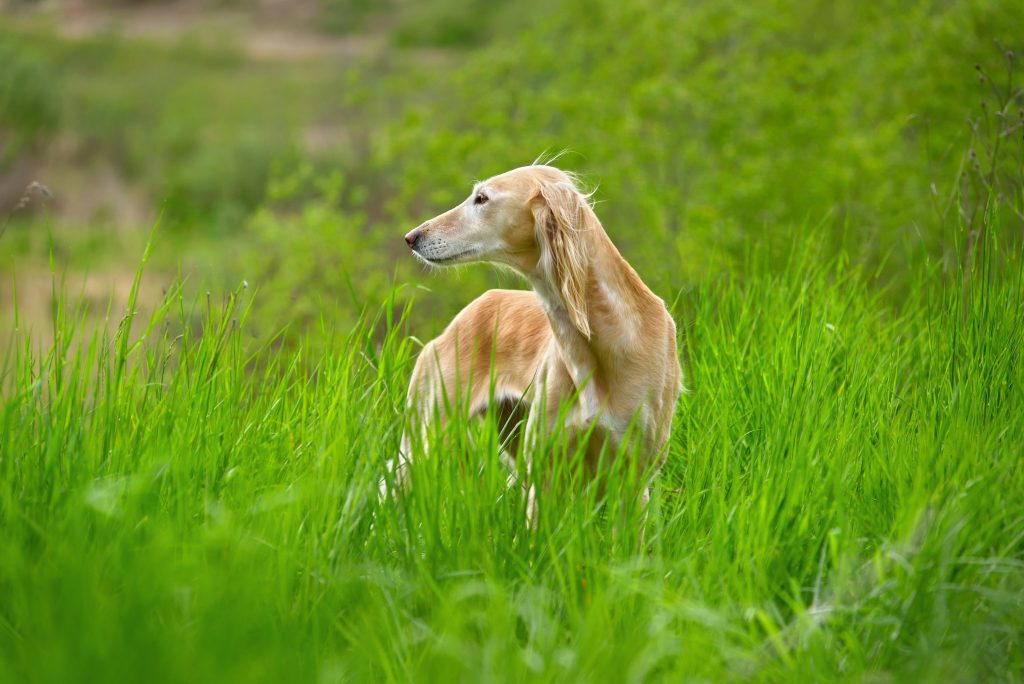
[1,207,1021,683]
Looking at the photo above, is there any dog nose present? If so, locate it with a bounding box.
[404,229,421,248]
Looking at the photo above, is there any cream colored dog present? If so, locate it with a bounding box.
[383,165,682,518]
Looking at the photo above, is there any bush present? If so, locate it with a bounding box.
[358,0,1023,297]
[0,35,60,163]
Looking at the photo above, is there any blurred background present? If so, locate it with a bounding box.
[1,0,1022,344]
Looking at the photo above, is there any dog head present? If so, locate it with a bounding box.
[405,165,595,336]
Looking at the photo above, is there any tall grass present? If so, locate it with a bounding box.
[1,200,1021,682]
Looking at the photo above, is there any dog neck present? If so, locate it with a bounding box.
[528,227,653,413]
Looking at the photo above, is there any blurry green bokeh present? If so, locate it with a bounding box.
[2,0,1021,338]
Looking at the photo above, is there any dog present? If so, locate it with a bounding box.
[382,164,682,521]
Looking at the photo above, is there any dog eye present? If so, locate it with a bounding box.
[474,193,488,205]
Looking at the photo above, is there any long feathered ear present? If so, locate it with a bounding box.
[531,181,592,338]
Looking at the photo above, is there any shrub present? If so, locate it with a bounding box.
[0,35,60,164]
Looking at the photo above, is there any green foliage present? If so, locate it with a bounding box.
[318,0,521,45]
[390,0,512,48]
[318,0,381,34]
[4,1,1021,300]
[0,24,326,229]
[237,165,394,336]
[0,34,60,162]
[1,205,1022,681]
[228,0,1024,338]
[363,0,1021,279]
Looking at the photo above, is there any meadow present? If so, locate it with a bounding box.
[1,0,1023,681]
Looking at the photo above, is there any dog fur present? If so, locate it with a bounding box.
[383,165,682,518]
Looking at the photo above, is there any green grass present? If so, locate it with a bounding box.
[1,205,1021,682]
[2,0,1023,680]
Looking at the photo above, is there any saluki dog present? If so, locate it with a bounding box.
[382,164,682,520]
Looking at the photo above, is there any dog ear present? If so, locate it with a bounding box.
[532,182,592,338]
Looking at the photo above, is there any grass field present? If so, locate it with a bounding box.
[1,212,1021,681]
[2,0,1024,681]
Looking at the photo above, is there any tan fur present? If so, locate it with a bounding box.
[382,165,683,520]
